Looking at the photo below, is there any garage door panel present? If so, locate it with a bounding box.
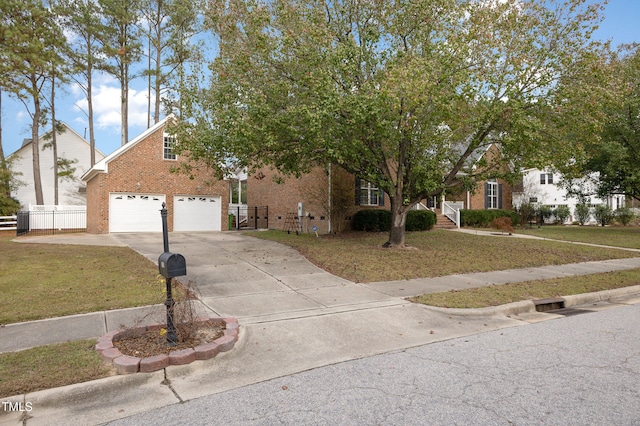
[174,196,221,231]
[110,193,165,232]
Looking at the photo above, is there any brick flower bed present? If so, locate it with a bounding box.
[95,317,239,374]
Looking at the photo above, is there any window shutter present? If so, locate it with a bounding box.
[355,178,361,206]
[484,183,489,209]
[498,184,503,209]
[378,189,385,206]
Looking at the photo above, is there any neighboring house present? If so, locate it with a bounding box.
[8,123,105,208]
[438,143,514,211]
[513,169,625,224]
[81,116,229,233]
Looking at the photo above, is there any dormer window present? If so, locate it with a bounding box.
[163,135,177,160]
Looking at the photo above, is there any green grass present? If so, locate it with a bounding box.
[0,340,112,398]
[0,236,163,324]
[249,229,638,282]
[410,268,640,308]
[516,225,640,249]
[2,227,639,398]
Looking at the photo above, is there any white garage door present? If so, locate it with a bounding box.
[109,193,166,233]
[173,195,222,231]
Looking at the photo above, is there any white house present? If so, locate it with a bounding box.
[513,168,626,224]
[8,123,105,208]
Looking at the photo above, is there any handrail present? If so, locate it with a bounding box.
[442,201,463,228]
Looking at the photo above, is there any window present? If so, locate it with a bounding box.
[357,180,384,206]
[540,173,554,185]
[484,179,502,209]
[230,180,247,204]
[486,180,498,209]
[163,135,177,160]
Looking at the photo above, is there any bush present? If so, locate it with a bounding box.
[352,209,391,232]
[575,203,591,225]
[491,216,513,234]
[460,209,518,228]
[553,205,571,224]
[537,205,554,225]
[515,203,536,226]
[352,209,436,232]
[593,204,614,227]
[405,210,436,231]
[615,207,635,226]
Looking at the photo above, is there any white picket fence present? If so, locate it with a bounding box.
[26,205,87,231]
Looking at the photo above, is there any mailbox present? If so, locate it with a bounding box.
[158,252,187,278]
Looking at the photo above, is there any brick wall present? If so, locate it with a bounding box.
[85,124,229,233]
[247,165,390,234]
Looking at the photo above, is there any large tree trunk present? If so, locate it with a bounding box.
[31,75,44,205]
[385,196,410,248]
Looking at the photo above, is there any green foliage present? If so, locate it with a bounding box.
[615,207,635,226]
[405,210,436,232]
[352,209,391,232]
[460,210,518,228]
[593,204,614,227]
[554,205,571,224]
[537,205,554,224]
[515,203,536,226]
[575,203,592,225]
[0,196,21,216]
[175,0,604,246]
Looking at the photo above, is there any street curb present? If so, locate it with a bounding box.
[420,284,640,317]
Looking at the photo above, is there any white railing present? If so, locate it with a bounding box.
[412,202,431,211]
[0,215,17,231]
[228,204,248,229]
[442,201,463,228]
[27,205,87,230]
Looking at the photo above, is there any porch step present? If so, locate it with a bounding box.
[433,214,457,230]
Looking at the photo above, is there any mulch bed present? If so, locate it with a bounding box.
[113,320,225,359]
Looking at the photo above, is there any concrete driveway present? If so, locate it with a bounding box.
[112,232,397,322]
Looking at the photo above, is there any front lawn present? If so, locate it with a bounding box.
[0,236,162,324]
[249,229,638,283]
[516,225,640,249]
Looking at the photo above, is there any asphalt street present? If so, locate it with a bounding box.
[106,302,640,426]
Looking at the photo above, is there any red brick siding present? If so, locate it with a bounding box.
[86,125,229,234]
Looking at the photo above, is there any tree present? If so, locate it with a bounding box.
[139,0,204,127]
[581,45,640,202]
[176,0,605,247]
[0,0,69,205]
[99,0,143,146]
[56,0,108,167]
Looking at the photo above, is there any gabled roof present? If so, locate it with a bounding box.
[9,122,104,158]
[81,115,174,182]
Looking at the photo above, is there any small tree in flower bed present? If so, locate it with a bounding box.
[491,216,514,235]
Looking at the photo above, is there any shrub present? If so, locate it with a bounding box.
[460,209,518,228]
[553,205,571,224]
[405,210,436,231]
[537,205,554,225]
[352,209,391,232]
[515,203,536,226]
[615,207,635,226]
[491,216,513,234]
[574,203,591,225]
[593,204,614,227]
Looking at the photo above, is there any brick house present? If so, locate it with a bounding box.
[444,143,514,211]
[81,116,229,233]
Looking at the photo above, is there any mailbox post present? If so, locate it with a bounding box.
[158,203,187,346]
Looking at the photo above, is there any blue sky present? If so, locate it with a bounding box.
[1,0,638,159]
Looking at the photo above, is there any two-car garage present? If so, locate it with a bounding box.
[109,193,222,233]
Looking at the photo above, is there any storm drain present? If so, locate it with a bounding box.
[533,297,566,312]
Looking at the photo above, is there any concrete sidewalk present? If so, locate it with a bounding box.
[2,231,640,425]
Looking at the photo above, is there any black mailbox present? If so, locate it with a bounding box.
[158,252,187,278]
